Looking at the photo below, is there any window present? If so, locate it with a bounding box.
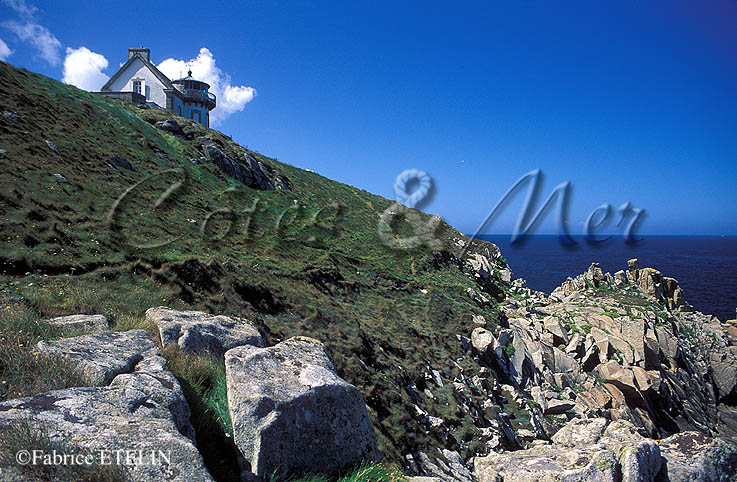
[192,110,201,123]
[132,80,141,95]
[178,106,182,115]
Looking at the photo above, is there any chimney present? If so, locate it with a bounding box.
[128,47,150,62]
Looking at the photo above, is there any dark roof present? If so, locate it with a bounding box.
[101,51,177,92]
[171,70,210,89]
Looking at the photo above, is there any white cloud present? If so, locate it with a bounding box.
[0,38,12,61]
[62,46,109,91]
[2,20,61,65]
[158,47,256,126]
[1,0,38,18]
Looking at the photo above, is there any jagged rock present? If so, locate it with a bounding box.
[586,262,607,287]
[544,317,569,346]
[596,361,641,402]
[709,345,737,400]
[156,119,184,136]
[225,336,380,478]
[467,253,494,281]
[474,419,670,482]
[0,350,213,481]
[109,154,134,171]
[405,449,473,482]
[627,258,640,282]
[36,330,158,386]
[202,143,276,190]
[145,307,262,355]
[639,268,663,298]
[466,287,491,306]
[2,110,21,120]
[615,270,628,286]
[457,334,472,351]
[44,314,109,333]
[658,431,737,481]
[45,139,58,152]
[543,398,575,415]
[575,384,614,412]
[472,314,487,325]
[550,417,607,446]
[553,347,578,374]
[472,327,496,354]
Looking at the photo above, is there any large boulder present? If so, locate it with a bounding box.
[225,336,381,478]
[36,330,158,386]
[146,307,262,355]
[658,431,737,481]
[44,314,109,333]
[0,345,213,481]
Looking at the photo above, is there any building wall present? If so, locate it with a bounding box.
[107,58,168,109]
[182,102,209,127]
[171,95,184,117]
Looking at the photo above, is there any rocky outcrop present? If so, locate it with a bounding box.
[456,258,737,476]
[225,336,381,478]
[36,330,158,386]
[109,154,134,171]
[146,307,262,355]
[156,119,185,137]
[474,418,736,482]
[44,314,110,333]
[0,330,213,481]
[405,449,474,482]
[657,431,737,481]
[199,139,285,191]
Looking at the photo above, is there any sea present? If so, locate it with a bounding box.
[475,235,737,322]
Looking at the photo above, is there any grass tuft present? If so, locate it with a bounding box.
[0,304,88,401]
[268,462,407,482]
[162,344,240,481]
[0,418,128,481]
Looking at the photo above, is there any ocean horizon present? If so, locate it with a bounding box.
[475,235,737,322]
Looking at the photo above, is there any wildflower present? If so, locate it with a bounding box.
[18,343,23,347]
[1,381,6,384]
[4,306,9,310]
[162,298,166,302]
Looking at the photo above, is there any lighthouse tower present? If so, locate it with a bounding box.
[171,70,217,127]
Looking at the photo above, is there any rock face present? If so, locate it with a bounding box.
[200,139,284,191]
[474,418,736,482]
[109,154,134,171]
[0,330,214,482]
[657,431,737,481]
[225,336,381,478]
[146,307,262,355]
[44,314,110,333]
[36,330,158,385]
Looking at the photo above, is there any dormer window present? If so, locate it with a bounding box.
[133,80,142,95]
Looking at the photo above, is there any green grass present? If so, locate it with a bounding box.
[270,463,406,482]
[162,345,241,482]
[0,60,510,464]
[0,303,89,401]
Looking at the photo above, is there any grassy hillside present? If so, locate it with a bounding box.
[0,61,510,469]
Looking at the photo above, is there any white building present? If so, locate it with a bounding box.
[100,47,216,127]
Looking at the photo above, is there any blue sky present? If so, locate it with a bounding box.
[2,1,737,235]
